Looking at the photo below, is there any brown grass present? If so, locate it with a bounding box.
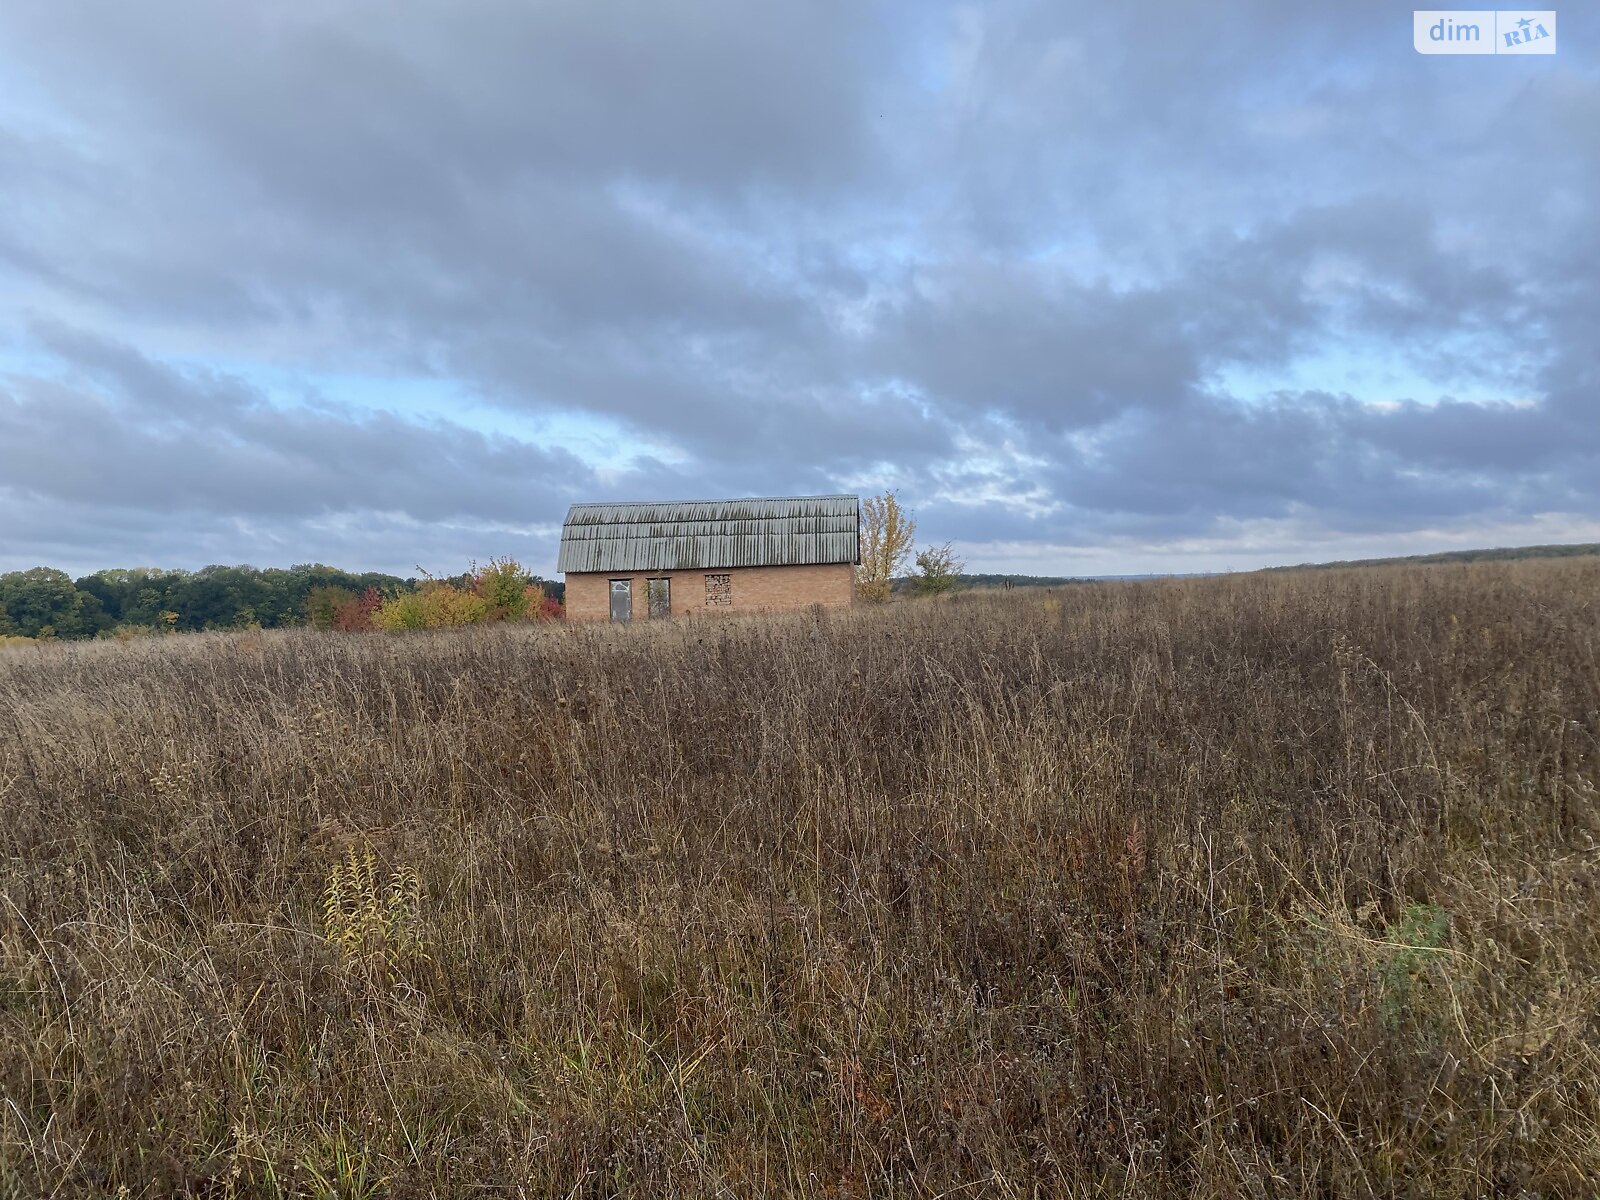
[1,559,1598,1197]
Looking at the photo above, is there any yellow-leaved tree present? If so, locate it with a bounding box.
[857,490,916,604]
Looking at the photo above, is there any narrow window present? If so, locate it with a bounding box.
[705,573,732,607]
[647,576,671,619]
[608,578,632,623]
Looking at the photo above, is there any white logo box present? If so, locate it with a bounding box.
[1414,10,1556,54]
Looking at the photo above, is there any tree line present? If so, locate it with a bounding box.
[0,562,565,642]
[1262,542,1600,572]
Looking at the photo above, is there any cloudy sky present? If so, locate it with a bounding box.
[1,2,1595,577]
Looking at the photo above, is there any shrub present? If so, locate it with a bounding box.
[472,557,533,620]
[372,591,427,630]
[1377,903,1452,1027]
[102,624,160,642]
[371,561,560,629]
[418,581,488,627]
[913,541,964,596]
[332,587,383,632]
[306,585,356,631]
[323,842,429,984]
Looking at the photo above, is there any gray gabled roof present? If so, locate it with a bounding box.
[558,494,860,574]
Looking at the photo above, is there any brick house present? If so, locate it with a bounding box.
[558,495,860,622]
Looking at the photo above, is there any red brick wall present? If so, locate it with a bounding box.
[565,563,855,622]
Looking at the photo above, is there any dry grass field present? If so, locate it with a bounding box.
[2,559,1598,1197]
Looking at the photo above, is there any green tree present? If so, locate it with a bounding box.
[913,542,965,596]
[0,568,96,639]
[78,568,185,630]
[472,558,534,619]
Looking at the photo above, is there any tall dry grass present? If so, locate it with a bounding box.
[1,559,1597,1197]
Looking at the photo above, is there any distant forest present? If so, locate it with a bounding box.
[1262,542,1600,572]
[0,564,565,641]
[942,545,1600,589]
[893,572,1089,593]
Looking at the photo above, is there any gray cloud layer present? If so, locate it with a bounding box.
[0,0,1595,575]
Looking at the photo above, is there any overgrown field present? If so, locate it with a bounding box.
[2,560,1598,1197]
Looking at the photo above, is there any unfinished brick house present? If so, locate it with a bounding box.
[558,495,860,622]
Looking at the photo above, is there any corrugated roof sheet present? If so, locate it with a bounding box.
[558,494,860,573]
